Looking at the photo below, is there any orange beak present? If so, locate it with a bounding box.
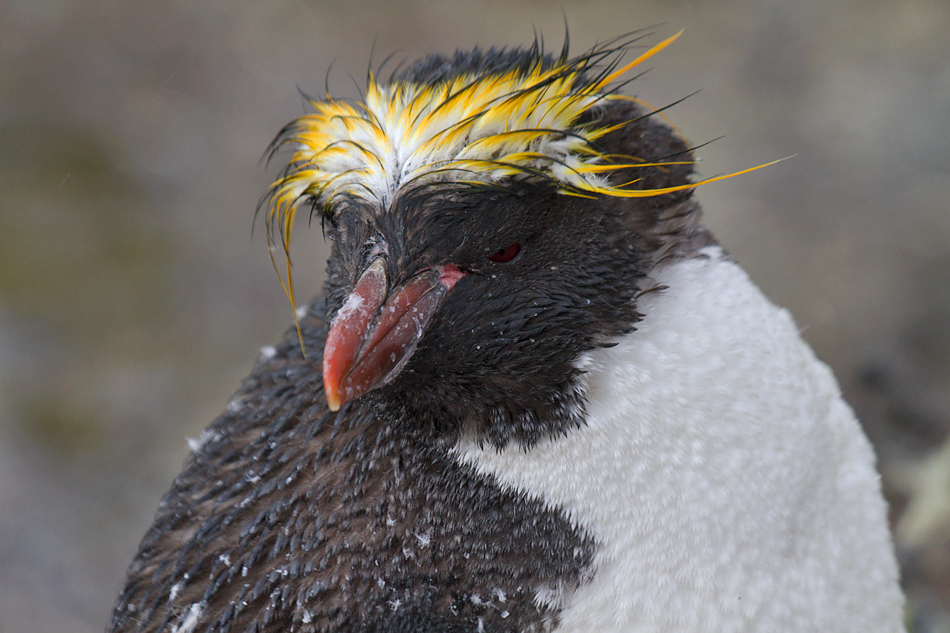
[322,259,466,411]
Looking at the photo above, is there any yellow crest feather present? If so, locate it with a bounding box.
[264,32,690,234]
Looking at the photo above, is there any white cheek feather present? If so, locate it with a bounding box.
[454,246,903,633]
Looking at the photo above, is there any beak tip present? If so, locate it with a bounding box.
[325,377,342,412]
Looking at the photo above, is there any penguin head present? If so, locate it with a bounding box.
[264,35,708,447]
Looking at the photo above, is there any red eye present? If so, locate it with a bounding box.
[490,243,521,263]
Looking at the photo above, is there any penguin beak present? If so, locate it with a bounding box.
[322,258,466,411]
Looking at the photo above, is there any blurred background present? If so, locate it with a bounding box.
[1,0,948,631]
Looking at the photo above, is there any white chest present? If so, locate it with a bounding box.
[454,248,902,633]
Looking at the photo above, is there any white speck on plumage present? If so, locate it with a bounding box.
[185,429,212,453]
[413,530,432,547]
[170,603,204,633]
[258,345,276,360]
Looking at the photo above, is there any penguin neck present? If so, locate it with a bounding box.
[452,245,883,632]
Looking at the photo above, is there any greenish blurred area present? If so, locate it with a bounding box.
[1,1,948,631]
